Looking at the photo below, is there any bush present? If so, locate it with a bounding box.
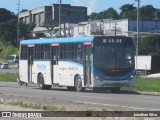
[0,44,18,59]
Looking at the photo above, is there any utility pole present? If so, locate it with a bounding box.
[136,0,140,56]
[135,0,140,70]
[114,22,117,36]
[59,0,62,36]
[17,0,20,47]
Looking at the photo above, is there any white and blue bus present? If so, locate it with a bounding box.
[18,36,135,93]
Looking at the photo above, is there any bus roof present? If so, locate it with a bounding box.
[20,36,95,45]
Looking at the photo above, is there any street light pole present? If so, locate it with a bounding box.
[17,0,20,47]
[135,0,140,70]
[59,0,62,36]
[136,0,140,56]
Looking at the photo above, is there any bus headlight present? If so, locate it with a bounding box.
[128,74,135,81]
[94,75,103,81]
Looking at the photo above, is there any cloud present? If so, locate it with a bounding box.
[88,0,97,15]
[72,0,84,6]
[72,0,97,15]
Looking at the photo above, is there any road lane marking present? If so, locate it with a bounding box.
[80,96,112,100]
[73,101,160,111]
[142,96,160,100]
[0,89,10,91]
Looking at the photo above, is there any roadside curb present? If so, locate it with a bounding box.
[138,91,160,96]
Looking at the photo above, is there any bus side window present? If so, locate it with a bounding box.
[76,43,82,61]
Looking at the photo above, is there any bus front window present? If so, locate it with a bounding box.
[94,45,134,75]
[115,46,134,69]
[94,46,116,69]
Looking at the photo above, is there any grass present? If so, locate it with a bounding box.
[122,77,160,92]
[0,100,66,111]
[0,73,18,82]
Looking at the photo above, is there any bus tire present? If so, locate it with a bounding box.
[19,81,23,86]
[38,74,45,89]
[74,76,85,92]
[110,87,120,93]
[25,83,28,86]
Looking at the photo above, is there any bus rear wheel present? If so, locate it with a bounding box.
[74,76,85,92]
[38,74,52,90]
[38,74,46,89]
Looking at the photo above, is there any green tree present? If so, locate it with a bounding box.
[0,8,17,22]
[89,12,99,20]
[42,20,59,35]
[0,8,35,47]
[0,20,35,46]
[103,7,119,19]
[139,34,160,55]
[19,22,36,40]
[0,19,17,45]
[89,8,119,20]
[140,5,156,20]
[119,4,136,19]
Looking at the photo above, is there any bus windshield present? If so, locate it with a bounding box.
[94,45,134,70]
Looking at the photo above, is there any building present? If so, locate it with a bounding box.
[19,3,87,36]
[19,6,52,26]
[73,19,160,37]
[19,3,160,38]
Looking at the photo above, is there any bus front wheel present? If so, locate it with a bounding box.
[74,76,85,92]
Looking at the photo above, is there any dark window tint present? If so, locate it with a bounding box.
[20,45,27,60]
[35,44,50,60]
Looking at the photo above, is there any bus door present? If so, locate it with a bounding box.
[27,44,34,83]
[84,42,92,86]
[51,43,59,84]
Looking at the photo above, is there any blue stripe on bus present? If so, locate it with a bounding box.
[32,60,134,81]
[21,36,94,45]
[60,61,135,81]
[59,60,83,67]
[34,60,50,62]
[33,60,83,67]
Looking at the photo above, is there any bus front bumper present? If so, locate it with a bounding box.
[93,79,135,87]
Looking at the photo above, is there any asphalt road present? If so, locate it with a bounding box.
[0,82,160,111]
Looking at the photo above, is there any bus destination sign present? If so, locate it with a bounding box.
[94,37,133,45]
[102,38,122,44]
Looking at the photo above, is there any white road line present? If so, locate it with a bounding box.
[142,96,160,100]
[80,96,112,100]
[73,101,160,111]
[0,89,10,91]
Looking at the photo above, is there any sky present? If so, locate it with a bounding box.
[0,0,160,15]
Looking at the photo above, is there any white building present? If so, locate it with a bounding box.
[72,19,160,37]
